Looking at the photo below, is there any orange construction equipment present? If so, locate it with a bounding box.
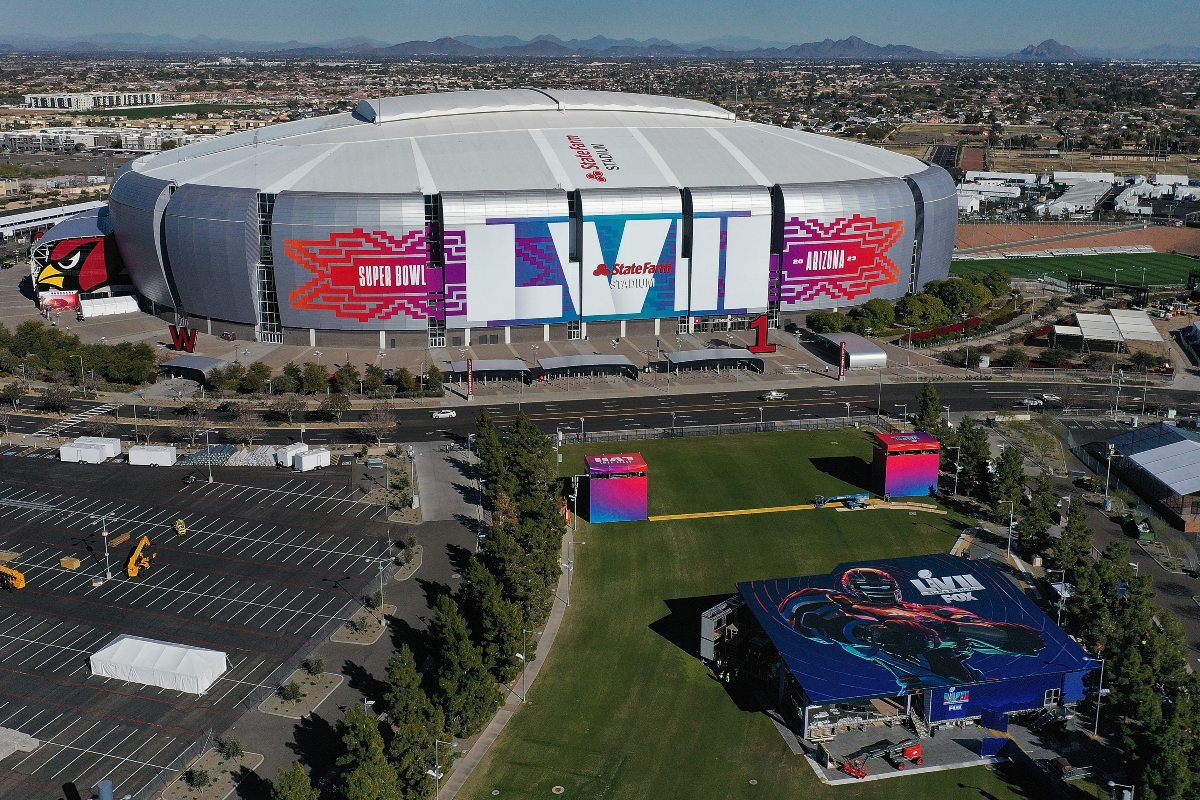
[839,739,924,779]
[0,564,26,590]
[126,535,156,578]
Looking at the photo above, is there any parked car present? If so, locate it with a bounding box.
[759,390,787,401]
[431,409,457,419]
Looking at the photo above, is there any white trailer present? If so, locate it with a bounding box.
[293,448,331,472]
[73,436,121,458]
[276,442,307,466]
[128,445,177,467]
[59,442,106,463]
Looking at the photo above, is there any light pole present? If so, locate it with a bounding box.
[999,500,1016,557]
[101,513,112,580]
[1108,780,1134,800]
[895,403,908,423]
[314,349,323,366]
[579,416,585,441]
[1047,567,1066,627]
[1104,444,1117,511]
[514,628,531,702]
[266,379,273,395]
[476,478,487,553]
[876,366,883,415]
[961,313,970,374]
[563,535,573,607]
[203,428,215,483]
[943,404,951,427]
[758,406,763,425]
[1093,656,1106,735]
[843,401,851,426]
[428,738,456,800]
[947,445,962,497]
[1113,371,1123,419]
[72,353,84,385]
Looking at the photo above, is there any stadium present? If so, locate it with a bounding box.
[35,89,956,351]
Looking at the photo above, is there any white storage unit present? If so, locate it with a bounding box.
[89,634,227,695]
[276,442,307,466]
[73,436,121,458]
[293,448,331,472]
[128,445,177,466]
[59,442,106,463]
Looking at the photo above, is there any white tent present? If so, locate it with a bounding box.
[89,634,227,695]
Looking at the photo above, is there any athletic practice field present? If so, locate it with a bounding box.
[461,430,1048,800]
[952,251,1198,286]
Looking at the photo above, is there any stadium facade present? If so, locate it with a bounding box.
[35,89,956,350]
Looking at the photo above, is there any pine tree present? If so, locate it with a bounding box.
[955,417,991,499]
[503,411,555,513]
[430,595,502,738]
[914,381,943,433]
[992,445,1025,506]
[271,762,318,800]
[457,559,524,683]
[383,646,445,799]
[335,704,401,800]
[474,409,514,500]
[1015,472,1055,558]
[1049,494,1092,574]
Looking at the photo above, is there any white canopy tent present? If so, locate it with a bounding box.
[90,634,227,695]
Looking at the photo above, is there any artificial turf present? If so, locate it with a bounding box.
[951,251,1199,287]
[460,430,1053,800]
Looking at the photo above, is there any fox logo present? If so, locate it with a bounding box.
[584,170,607,182]
[593,263,611,276]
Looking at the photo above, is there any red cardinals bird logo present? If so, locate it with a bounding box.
[35,237,113,293]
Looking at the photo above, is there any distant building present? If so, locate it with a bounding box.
[23,92,162,111]
[1,127,213,154]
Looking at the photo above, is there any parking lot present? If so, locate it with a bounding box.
[0,458,393,799]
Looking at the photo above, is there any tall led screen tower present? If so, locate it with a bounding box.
[584,453,649,523]
[872,432,940,497]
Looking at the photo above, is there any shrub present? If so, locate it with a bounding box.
[303,657,324,676]
[279,681,305,702]
[367,589,383,609]
[216,736,244,760]
[184,768,211,788]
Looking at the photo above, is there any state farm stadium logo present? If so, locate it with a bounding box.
[566,134,619,182]
[776,214,904,304]
[594,261,671,289]
[286,228,436,322]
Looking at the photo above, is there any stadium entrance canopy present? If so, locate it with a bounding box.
[664,348,763,373]
[813,332,887,369]
[737,554,1094,736]
[537,354,638,380]
[159,354,228,384]
[1074,309,1163,353]
[448,359,530,382]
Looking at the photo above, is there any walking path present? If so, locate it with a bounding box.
[648,499,945,522]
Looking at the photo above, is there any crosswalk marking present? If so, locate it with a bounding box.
[32,403,121,438]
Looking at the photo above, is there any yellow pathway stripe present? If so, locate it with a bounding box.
[649,499,942,522]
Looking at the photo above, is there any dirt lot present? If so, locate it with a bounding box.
[956,223,1200,256]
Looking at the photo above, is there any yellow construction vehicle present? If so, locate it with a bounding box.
[0,564,26,590]
[174,518,188,537]
[126,535,155,578]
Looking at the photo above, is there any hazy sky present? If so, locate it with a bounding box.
[5,0,1197,50]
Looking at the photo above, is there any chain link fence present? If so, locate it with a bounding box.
[577,414,890,444]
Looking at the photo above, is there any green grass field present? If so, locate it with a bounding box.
[952,252,1199,286]
[460,430,1052,800]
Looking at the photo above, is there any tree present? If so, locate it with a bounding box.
[956,417,992,499]
[39,381,73,413]
[362,402,395,445]
[457,558,524,683]
[993,445,1025,506]
[319,392,352,422]
[384,646,445,799]
[335,704,402,800]
[271,393,306,424]
[333,362,361,394]
[364,364,385,394]
[1015,473,1055,559]
[429,594,501,738]
[805,310,851,333]
[393,367,417,394]
[980,268,1012,296]
[1049,495,1092,575]
[226,406,264,446]
[914,381,943,434]
[241,361,273,394]
[301,361,327,394]
[994,347,1030,369]
[1130,350,1162,371]
[0,382,25,408]
[425,364,443,393]
[896,293,951,327]
[272,762,319,800]
[474,409,509,493]
[855,298,895,331]
[277,362,302,395]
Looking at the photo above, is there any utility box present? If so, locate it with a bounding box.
[73,436,121,458]
[293,448,331,472]
[59,443,106,463]
[276,442,307,466]
[128,445,177,467]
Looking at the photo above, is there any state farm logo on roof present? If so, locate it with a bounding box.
[286,228,436,322]
[566,135,619,182]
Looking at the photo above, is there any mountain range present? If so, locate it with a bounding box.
[0,32,1197,61]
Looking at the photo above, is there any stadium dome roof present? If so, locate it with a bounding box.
[127,89,928,195]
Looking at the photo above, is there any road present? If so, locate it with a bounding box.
[1,380,1196,446]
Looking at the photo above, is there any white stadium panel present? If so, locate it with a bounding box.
[687,186,772,315]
